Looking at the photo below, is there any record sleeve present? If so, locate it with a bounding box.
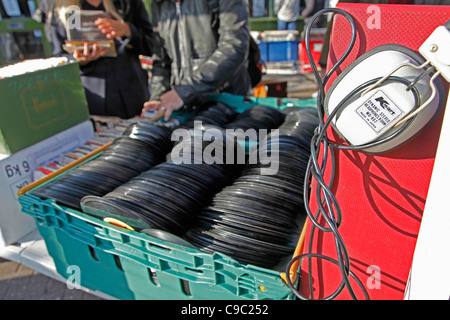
[64,10,117,57]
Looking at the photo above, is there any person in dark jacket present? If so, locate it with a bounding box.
[49,0,154,119]
[142,0,251,121]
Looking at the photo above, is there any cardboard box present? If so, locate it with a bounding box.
[0,120,94,247]
[0,61,89,154]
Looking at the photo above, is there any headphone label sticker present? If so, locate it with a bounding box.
[356,90,403,133]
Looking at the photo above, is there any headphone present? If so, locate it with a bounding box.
[324,43,446,154]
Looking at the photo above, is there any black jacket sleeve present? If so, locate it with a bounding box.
[149,32,172,101]
[123,0,154,57]
[148,0,172,101]
[173,0,250,106]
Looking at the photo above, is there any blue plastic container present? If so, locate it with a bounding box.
[258,40,300,63]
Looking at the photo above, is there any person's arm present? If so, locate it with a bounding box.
[122,0,154,57]
[141,1,172,119]
[172,0,250,108]
[95,0,154,57]
[142,30,174,121]
[148,30,172,101]
[148,0,171,100]
[301,0,315,18]
[274,0,282,14]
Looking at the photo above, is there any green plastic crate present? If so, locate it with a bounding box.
[19,94,316,300]
[209,93,317,113]
[20,193,293,300]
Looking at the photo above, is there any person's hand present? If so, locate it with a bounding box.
[142,90,184,121]
[159,90,184,121]
[142,100,162,116]
[95,18,131,39]
[73,42,108,66]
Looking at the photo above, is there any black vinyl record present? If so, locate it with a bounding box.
[140,229,197,249]
[196,212,293,243]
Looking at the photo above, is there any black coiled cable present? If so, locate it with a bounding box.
[285,8,422,300]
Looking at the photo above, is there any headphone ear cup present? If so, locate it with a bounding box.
[324,44,445,154]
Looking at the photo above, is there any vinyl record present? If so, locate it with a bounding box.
[196,211,294,243]
[115,182,202,219]
[175,101,237,130]
[199,213,298,246]
[199,206,293,233]
[102,192,187,233]
[184,228,282,268]
[210,200,300,230]
[212,184,302,216]
[232,176,305,203]
[130,173,205,206]
[31,187,84,210]
[140,229,197,249]
[217,183,302,208]
[224,104,285,135]
[80,195,152,230]
[230,180,304,207]
[204,225,295,254]
[209,197,295,224]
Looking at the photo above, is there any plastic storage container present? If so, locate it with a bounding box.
[258,30,299,63]
[20,192,293,300]
[19,94,317,300]
[259,40,299,63]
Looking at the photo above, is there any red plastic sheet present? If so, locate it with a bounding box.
[299,3,450,300]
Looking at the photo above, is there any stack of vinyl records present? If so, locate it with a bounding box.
[81,125,246,235]
[176,101,237,129]
[31,122,173,210]
[224,104,286,138]
[184,108,319,269]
